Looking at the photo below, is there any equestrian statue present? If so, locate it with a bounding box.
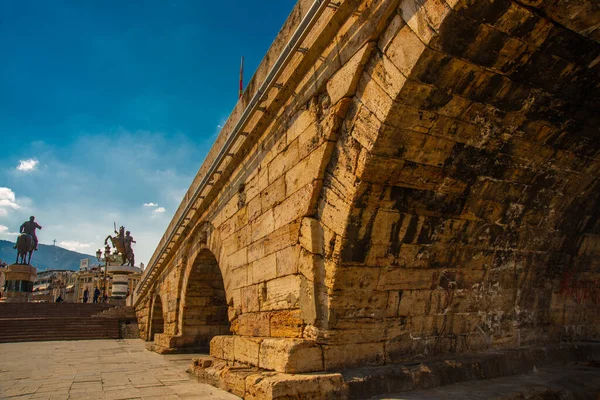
[14,216,42,265]
[105,223,136,267]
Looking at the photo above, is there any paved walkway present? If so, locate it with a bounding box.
[0,339,240,400]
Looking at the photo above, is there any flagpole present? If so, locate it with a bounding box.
[239,56,244,99]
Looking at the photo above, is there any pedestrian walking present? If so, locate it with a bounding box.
[83,288,89,303]
[93,287,100,303]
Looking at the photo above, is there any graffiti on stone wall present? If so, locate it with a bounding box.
[559,271,600,305]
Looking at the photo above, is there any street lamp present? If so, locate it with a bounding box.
[96,243,111,302]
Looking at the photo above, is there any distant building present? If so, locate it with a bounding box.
[76,264,141,305]
[33,270,76,302]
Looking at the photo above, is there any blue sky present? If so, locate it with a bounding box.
[0,0,295,265]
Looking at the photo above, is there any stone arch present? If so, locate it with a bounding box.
[178,247,230,350]
[149,294,165,342]
[316,0,600,369]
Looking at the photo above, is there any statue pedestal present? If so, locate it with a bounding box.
[106,263,142,304]
[3,264,37,302]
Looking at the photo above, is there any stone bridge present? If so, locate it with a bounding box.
[134,0,600,395]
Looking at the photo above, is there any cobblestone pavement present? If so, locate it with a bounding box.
[0,339,240,400]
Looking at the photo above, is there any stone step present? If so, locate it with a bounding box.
[368,362,600,399]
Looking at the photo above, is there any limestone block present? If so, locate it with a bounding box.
[322,318,387,344]
[268,139,300,184]
[261,175,286,211]
[385,24,427,77]
[285,143,328,196]
[287,110,315,144]
[221,366,255,398]
[210,335,235,360]
[320,187,352,236]
[250,252,277,284]
[249,221,301,263]
[323,342,385,370]
[368,52,407,101]
[329,288,389,319]
[259,338,323,373]
[379,14,406,53]
[237,312,271,337]
[330,266,379,291]
[398,289,432,316]
[298,247,320,282]
[299,217,325,255]
[228,247,247,269]
[244,372,347,400]
[234,336,263,366]
[400,0,449,43]
[227,265,248,291]
[356,72,393,123]
[245,173,261,203]
[386,104,439,135]
[377,267,435,290]
[273,184,313,231]
[275,245,299,277]
[270,309,304,338]
[251,209,275,243]
[349,104,381,152]
[260,274,302,311]
[327,42,375,105]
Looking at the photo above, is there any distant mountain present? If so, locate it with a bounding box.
[0,240,99,271]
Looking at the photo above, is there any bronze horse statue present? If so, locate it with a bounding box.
[105,231,133,266]
[15,233,34,265]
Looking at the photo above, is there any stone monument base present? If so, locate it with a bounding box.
[3,264,37,303]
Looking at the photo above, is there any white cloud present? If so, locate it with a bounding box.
[16,159,39,172]
[143,202,158,207]
[0,187,20,217]
[2,130,201,265]
[59,241,92,252]
[0,225,19,238]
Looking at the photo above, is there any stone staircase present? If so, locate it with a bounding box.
[0,303,121,343]
[92,305,137,320]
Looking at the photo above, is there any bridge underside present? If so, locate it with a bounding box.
[136,0,599,397]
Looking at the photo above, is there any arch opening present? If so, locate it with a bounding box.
[180,248,230,350]
[150,294,164,342]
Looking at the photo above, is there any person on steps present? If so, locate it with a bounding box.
[83,288,89,303]
[93,287,100,303]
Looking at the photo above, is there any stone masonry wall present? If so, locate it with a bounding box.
[315,0,600,370]
[137,0,600,374]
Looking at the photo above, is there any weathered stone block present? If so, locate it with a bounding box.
[259,338,323,373]
[275,245,299,277]
[244,372,347,400]
[299,217,325,255]
[323,342,385,370]
[234,336,263,366]
[237,312,271,337]
[327,42,375,105]
[250,252,277,284]
[270,309,304,338]
[261,274,302,311]
[210,335,234,360]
